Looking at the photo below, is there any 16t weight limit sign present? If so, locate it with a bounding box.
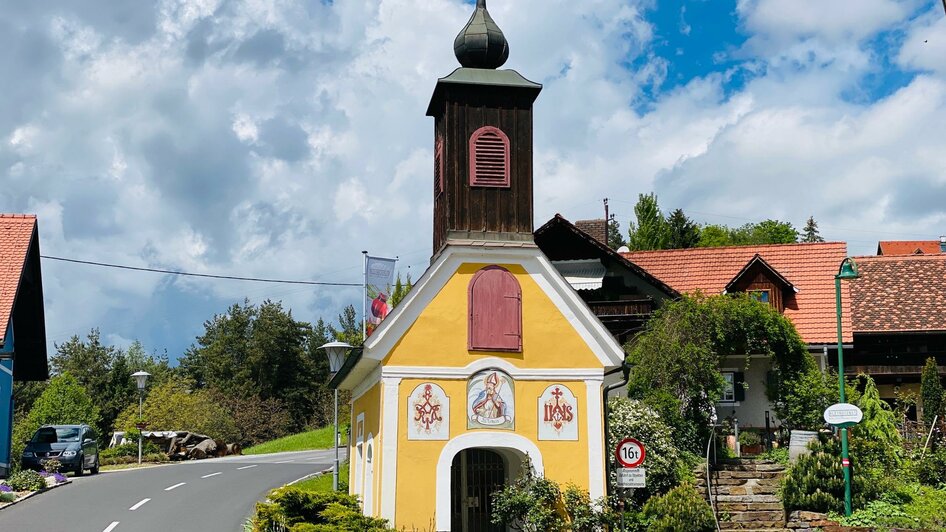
[615,437,645,468]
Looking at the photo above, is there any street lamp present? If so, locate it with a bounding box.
[319,341,352,492]
[834,257,858,516]
[131,371,151,466]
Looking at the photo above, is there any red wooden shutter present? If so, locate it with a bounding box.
[468,126,510,188]
[469,266,522,351]
[435,135,444,194]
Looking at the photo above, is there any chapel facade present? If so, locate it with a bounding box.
[332,2,625,530]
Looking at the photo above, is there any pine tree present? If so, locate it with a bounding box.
[921,357,944,423]
[802,216,825,243]
[665,209,701,249]
[607,215,627,250]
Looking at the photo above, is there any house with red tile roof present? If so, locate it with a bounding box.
[849,253,946,420]
[0,214,48,477]
[876,239,945,256]
[620,242,851,430]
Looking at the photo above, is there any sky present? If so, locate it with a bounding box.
[2,0,945,361]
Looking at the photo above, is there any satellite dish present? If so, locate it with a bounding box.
[617,246,630,253]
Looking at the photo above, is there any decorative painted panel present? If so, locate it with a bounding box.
[467,370,515,430]
[407,383,449,440]
[538,384,578,441]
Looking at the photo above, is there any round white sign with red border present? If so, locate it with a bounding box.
[615,437,646,468]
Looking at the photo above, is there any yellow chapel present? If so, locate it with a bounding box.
[331,2,626,530]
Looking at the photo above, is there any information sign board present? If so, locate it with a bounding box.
[616,467,646,488]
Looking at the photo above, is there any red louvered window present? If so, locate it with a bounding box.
[435,135,444,194]
[469,126,510,188]
[469,266,522,352]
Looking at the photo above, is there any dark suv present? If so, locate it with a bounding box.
[22,424,100,475]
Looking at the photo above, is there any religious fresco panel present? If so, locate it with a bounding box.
[537,384,578,441]
[467,369,515,430]
[407,383,450,440]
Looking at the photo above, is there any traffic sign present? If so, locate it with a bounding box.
[615,437,646,468]
[824,403,863,428]
[617,467,646,488]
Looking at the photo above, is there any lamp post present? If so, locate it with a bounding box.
[131,371,151,466]
[319,341,351,492]
[834,257,858,516]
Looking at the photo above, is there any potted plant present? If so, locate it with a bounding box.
[738,430,762,455]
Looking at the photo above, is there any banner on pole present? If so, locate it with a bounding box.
[365,255,397,337]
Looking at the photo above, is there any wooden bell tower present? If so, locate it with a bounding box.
[427,0,542,256]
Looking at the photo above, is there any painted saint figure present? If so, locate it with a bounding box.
[471,372,507,424]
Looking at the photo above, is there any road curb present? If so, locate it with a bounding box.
[100,461,177,474]
[0,478,73,511]
[286,467,333,486]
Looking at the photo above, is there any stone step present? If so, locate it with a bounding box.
[724,510,785,522]
[705,484,779,496]
[715,495,780,503]
[718,521,786,529]
[718,501,783,512]
[695,476,781,487]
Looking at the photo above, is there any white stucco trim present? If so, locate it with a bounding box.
[379,377,401,523]
[338,245,627,390]
[585,379,605,500]
[352,364,382,403]
[382,358,603,381]
[435,432,545,531]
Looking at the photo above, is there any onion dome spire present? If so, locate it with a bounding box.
[453,0,509,69]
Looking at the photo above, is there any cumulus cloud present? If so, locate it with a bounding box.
[0,0,943,357]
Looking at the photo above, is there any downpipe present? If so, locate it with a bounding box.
[602,360,632,500]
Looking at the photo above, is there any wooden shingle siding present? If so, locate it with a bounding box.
[468,266,522,352]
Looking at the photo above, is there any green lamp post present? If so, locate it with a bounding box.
[834,257,858,516]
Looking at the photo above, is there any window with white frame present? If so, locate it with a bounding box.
[721,372,736,403]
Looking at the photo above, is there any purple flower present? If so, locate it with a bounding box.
[53,473,67,483]
[0,484,12,493]
[39,471,50,478]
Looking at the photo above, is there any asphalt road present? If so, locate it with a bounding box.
[0,448,345,532]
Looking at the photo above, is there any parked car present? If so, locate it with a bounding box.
[21,424,100,475]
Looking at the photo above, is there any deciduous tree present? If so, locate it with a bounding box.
[627,193,669,251]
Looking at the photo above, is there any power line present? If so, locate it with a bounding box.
[40,255,362,287]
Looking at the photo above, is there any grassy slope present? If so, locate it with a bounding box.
[292,461,350,493]
[243,426,347,455]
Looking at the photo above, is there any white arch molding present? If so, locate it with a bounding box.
[434,432,545,531]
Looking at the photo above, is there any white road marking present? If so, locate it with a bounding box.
[164,482,186,491]
[237,465,257,470]
[103,522,120,532]
[273,460,294,464]
[201,472,222,478]
[129,498,150,511]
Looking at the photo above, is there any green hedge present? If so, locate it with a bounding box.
[641,483,715,532]
[251,487,391,531]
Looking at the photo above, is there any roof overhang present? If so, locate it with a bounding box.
[551,259,606,291]
[0,220,48,381]
[724,254,798,295]
[335,243,627,391]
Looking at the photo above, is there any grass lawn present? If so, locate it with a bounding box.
[243,426,348,455]
[292,461,350,493]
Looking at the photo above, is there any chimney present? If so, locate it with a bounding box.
[940,235,945,253]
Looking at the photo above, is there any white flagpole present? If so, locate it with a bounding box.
[362,250,368,342]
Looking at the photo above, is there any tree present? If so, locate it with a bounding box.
[921,357,944,423]
[698,224,732,247]
[389,273,414,309]
[801,216,824,242]
[665,209,700,249]
[751,219,798,244]
[114,378,238,441]
[627,193,669,251]
[12,373,100,470]
[627,294,813,453]
[607,215,627,250]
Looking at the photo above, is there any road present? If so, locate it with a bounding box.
[0,448,345,532]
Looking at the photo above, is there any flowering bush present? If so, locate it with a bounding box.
[0,483,12,493]
[6,469,46,492]
[41,458,63,473]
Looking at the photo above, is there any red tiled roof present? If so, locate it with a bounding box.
[0,215,37,344]
[877,241,942,255]
[850,254,946,333]
[621,242,851,344]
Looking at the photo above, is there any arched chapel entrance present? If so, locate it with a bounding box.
[450,448,505,532]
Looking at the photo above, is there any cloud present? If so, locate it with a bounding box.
[0,0,943,358]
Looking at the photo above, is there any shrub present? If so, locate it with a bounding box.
[7,469,47,492]
[251,487,390,531]
[641,483,714,532]
[100,441,161,459]
[855,374,902,466]
[0,492,15,503]
[913,447,946,487]
[41,458,63,474]
[607,398,686,503]
[210,391,293,447]
[490,456,564,532]
[738,430,761,447]
[921,357,944,423]
[562,483,612,532]
[781,436,881,513]
[114,378,239,441]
